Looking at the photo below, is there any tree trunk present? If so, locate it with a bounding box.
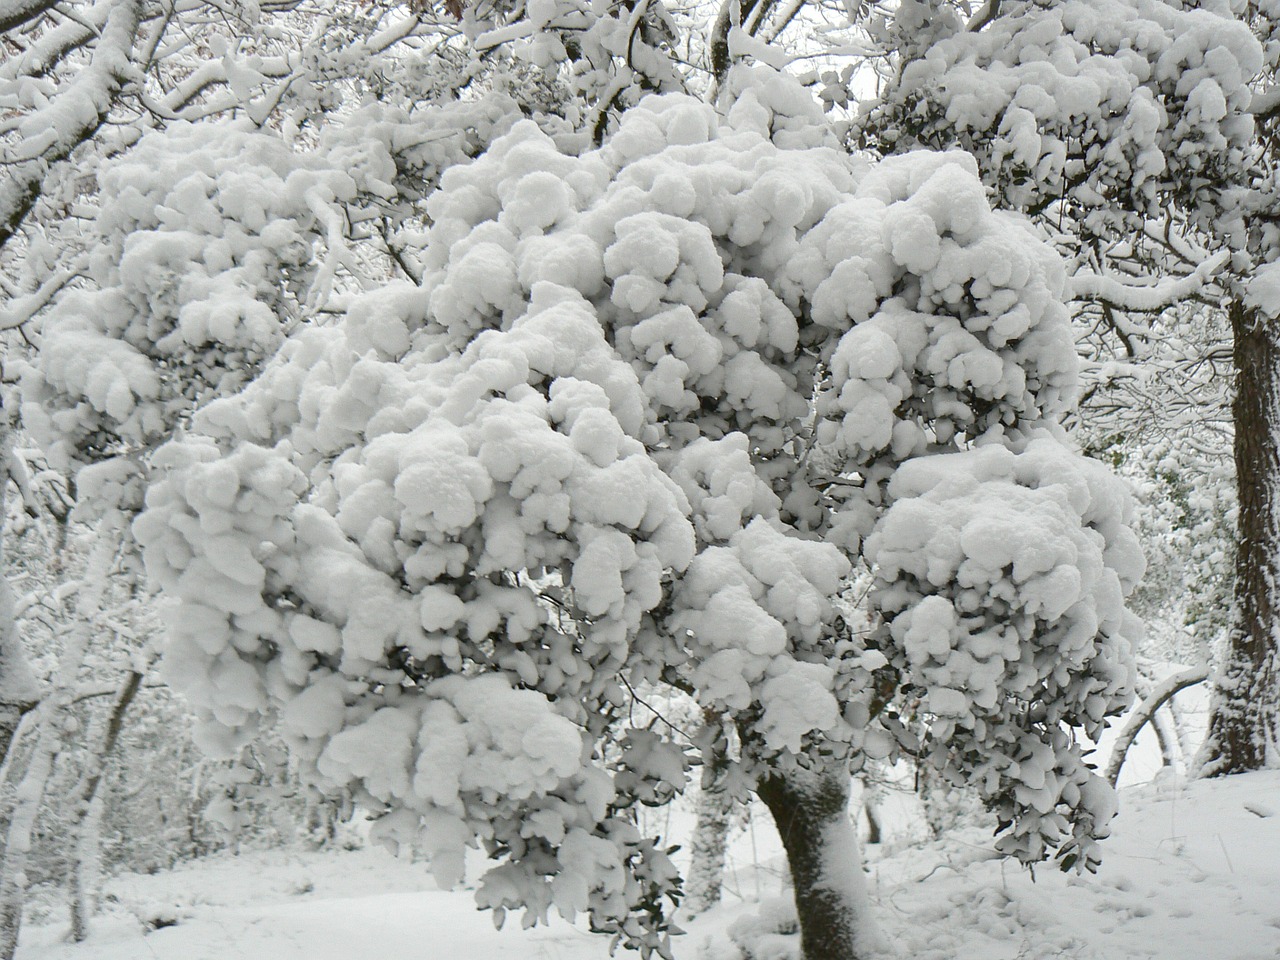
[0,533,113,960]
[682,778,734,916]
[755,765,881,960]
[684,710,736,917]
[67,666,147,942]
[0,417,41,771]
[0,646,37,773]
[858,779,883,846]
[0,698,60,960]
[1202,300,1280,776]
[68,795,104,943]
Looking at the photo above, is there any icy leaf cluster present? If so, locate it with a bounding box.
[135,67,1138,949]
[861,0,1261,240]
[868,438,1142,869]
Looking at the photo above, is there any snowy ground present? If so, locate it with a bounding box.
[17,767,1280,960]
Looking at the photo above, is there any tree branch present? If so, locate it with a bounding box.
[0,0,60,34]
[966,0,1001,32]
[1105,665,1211,785]
[1068,249,1229,314]
[0,0,142,252]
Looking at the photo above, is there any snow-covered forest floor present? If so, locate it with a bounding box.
[17,769,1280,960]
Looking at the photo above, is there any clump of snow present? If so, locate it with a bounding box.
[867,436,1143,870]
[19,121,360,473]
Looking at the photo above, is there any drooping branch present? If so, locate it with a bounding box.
[1105,665,1210,785]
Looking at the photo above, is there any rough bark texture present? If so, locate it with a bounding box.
[756,767,873,960]
[682,780,734,916]
[1203,300,1280,775]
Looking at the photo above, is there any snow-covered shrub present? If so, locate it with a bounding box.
[17,81,570,512]
[19,121,350,477]
[135,67,1139,954]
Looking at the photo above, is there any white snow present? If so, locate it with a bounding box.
[16,771,1280,960]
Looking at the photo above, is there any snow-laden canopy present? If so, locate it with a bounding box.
[124,68,1141,951]
[862,0,1261,243]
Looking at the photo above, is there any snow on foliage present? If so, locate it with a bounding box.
[16,88,557,518]
[16,121,357,516]
[133,67,1139,954]
[868,438,1141,868]
[861,0,1261,241]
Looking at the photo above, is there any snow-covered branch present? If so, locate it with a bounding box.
[0,0,141,250]
[1068,250,1229,313]
[0,1,111,82]
[0,0,59,33]
[1104,665,1211,785]
[1249,85,1280,119]
[966,0,1001,32]
[0,264,82,333]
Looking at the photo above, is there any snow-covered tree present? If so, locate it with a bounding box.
[851,0,1279,776]
[0,3,572,948]
[135,67,1141,960]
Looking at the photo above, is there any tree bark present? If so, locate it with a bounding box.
[683,778,734,916]
[68,796,104,943]
[67,666,146,941]
[1202,299,1280,776]
[755,766,880,960]
[858,779,883,846]
[684,711,736,917]
[0,417,40,774]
